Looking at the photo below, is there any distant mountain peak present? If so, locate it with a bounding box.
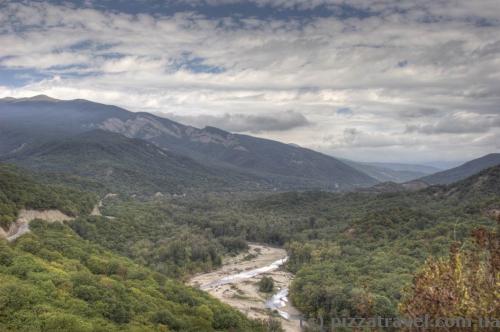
[421,153,500,185]
[0,94,60,103]
[202,126,230,136]
[28,94,59,102]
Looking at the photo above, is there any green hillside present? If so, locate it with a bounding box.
[69,165,498,321]
[3,130,258,195]
[0,164,96,229]
[0,164,274,332]
[0,222,268,332]
[250,167,500,319]
[70,198,248,279]
[421,153,500,185]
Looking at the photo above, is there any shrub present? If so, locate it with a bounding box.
[258,276,274,293]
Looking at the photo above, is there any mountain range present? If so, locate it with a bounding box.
[0,95,378,191]
[1,95,499,193]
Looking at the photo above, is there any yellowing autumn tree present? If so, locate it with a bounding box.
[400,223,499,330]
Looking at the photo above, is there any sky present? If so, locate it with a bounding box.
[1,0,499,165]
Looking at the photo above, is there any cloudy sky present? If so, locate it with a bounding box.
[1,0,499,165]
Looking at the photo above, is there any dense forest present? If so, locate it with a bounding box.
[0,164,96,229]
[70,198,248,279]
[68,166,500,321]
[0,164,278,331]
[0,221,275,331]
[2,161,499,331]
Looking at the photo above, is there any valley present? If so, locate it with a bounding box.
[2,1,500,330]
[1,97,499,331]
[189,244,302,331]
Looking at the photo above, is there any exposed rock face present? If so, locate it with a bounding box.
[90,205,101,216]
[16,209,73,224]
[90,193,118,217]
[99,116,247,150]
[99,116,183,139]
[5,220,30,242]
[0,209,74,242]
[187,127,245,149]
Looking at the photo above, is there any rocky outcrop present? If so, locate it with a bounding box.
[90,193,117,218]
[100,116,247,151]
[1,209,74,242]
[99,116,183,139]
[186,126,246,150]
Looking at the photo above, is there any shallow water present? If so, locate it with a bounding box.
[265,287,290,319]
[201,257,288,290]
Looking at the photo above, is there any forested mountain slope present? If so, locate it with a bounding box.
[127,165,498,320]
[0,221,269,332]
[3,130,264,194]
[0,96,377,191]
[265,166,500,319]
[63,165,500,322]
[341,159,438,183]
[0,164,273,332]
[421,153,500,185]
[0,164,96,230]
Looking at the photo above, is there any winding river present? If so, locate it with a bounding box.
[189,244,302,331]
[200,257,288,290]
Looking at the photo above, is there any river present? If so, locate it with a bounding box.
[189,244,302,331]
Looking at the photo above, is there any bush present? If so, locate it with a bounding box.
[258,276,274,293]
[0,241,14,266]
[151,310,182,329]
[41,312,93,332]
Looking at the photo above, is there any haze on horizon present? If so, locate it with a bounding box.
[0,0,499,166]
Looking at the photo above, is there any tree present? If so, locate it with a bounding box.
[400,226,499,330]
[258,276,274,293]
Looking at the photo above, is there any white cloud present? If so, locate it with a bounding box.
[406,112,500,134]
[163,110,311,133]
[0,0,499,163]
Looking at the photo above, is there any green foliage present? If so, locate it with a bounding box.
[70,198,249,278]
[400,225,500,326]
[7,130,260,195]
[0,166,268,331]
[0,164,96,229]
[0,221,265,331]
[254,318,285,332]
[66,172,499,319]
[69,167,496,321]
[3,160,498,331]
[258,276,274,293]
